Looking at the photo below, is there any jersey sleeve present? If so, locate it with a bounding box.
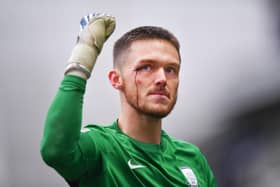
[40,75,100,181]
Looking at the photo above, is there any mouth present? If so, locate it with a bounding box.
[148,91,170,99]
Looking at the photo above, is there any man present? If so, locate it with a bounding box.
[41,13,217,187]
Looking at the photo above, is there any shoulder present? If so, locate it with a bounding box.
[164,134,205,159]
[168,135,201,153]
[80,123,117,137]
[81,124,111,132]
[78,123,119,153]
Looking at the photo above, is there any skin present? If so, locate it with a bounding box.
[108,39,180,144]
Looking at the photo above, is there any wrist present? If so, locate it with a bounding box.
[68,43,99,72]
[64,63,90,80]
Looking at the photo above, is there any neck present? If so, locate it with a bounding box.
[118,111,162,144]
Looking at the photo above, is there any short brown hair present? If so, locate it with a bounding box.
[113,26,181,68]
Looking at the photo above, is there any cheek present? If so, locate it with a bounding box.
[123,73,142,94]
[135,75,152,93]
[134,72,145,87]
[174,80,179,88]
[170,80,179,93]
[135,78,143,86]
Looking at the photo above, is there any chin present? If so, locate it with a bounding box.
[139,100,177,119]
[147,111,170,119]
[142,107,173,119]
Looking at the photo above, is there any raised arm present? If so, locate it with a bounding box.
[40,13,115,180]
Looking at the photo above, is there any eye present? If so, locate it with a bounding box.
[135,64,152,72]
[143,64,152,71]
[165,67,177,74]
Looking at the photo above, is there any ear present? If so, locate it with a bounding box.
[108,69,123,90]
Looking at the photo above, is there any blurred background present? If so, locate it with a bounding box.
[0,0,279,186]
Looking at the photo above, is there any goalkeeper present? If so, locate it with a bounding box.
[40,13,217,187]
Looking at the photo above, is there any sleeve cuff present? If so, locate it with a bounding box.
[60,75,87,93]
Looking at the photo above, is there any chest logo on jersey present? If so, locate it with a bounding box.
[128,159,146,170]
[180,167,199,187]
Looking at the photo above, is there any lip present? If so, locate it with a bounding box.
[148,91,170,99]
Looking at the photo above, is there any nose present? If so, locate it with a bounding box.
[154,68,167,87]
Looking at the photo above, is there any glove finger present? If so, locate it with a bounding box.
[79,13,98,31]
[80,13,114,31]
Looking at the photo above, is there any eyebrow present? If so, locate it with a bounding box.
[138,59,180,67]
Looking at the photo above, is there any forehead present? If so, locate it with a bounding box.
[125,39,180,65]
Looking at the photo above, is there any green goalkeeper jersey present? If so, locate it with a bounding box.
[41,75,217,187]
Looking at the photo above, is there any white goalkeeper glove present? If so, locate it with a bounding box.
[65,13,116,79]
